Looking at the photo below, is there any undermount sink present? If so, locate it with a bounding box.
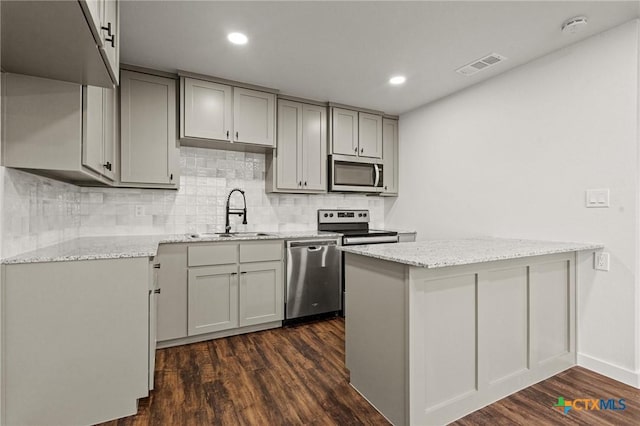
[188,232,275,238]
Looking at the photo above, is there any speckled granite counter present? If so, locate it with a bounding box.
[340,237,603,268]
[1,231,342,264]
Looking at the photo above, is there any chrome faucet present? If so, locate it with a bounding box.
[225,188,247,234]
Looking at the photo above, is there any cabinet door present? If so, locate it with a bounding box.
[183,78,232,141]
[239,261,284,327]
[332,108,359,155]
[358,112,383,159]
[382,118,398,195]
[188,265,239,336]
[101,87,116,181]
[301,104,327,191]
[156,244,188,342]
[99,0,119,84]
[120,70,178,186]
[82,85,105,175]
[276,100,302,190]
[233,87,275,146]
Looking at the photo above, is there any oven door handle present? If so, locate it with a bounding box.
[373,164,380,187]
[343,235,398,245]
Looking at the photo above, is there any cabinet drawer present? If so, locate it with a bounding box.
[240,241,283,263]
[188,244,238,267]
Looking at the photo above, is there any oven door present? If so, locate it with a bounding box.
[330,155,384,193]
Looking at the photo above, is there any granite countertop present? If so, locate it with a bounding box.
[1,231,342,265]
[340,237,604,268]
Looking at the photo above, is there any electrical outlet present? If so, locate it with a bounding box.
[594,252,610,271]
[135,205,144,217]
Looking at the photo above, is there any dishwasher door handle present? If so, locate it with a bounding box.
[307,246,323,252]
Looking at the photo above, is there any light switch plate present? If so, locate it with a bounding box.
[135,205,145,217]
[595,252,610,271]
[586,189,609,208]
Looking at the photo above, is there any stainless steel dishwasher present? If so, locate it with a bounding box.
[285,238,342,321]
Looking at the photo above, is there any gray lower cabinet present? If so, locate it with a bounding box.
[156,240,284,345]
[1,257,151,426]
[239,261,284,326]
[381,118,399,196]
[120,70,180,188]
[188,264,240,335]
[2,73,117,185]
[266,100,327,193]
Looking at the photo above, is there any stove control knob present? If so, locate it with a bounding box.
[363,213,367,217]
[358,213,362,217]
[329,213,334,217]
[324,213,328,218]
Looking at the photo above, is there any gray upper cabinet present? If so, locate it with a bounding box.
[358,112,383,159]
[1,0,119,88]
[331,107,383,160]
[120,70,179,189]
[267,100,327,193]
[180,76,276,149]
[301,104,327,191]
[2,73,116,185]
[332,108,359,155]
[233,88,276,146]
[82,85,116,180]
[382,118,399,196]
[182,78,232,141]
[98,0,120,84]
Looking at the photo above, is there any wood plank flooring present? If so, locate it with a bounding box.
[98,318,640,425]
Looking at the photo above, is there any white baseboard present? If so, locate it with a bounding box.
[578,353,640,388]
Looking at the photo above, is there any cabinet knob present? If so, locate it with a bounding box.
[231,272,238,276]
[226,130,229,139]
[236,131,239,139]
[385,186,388,190]
[103,161,112,171]
[304,181,307,186]
[153,264,161,269]
[354,147,357,153]
[154,288,161,294]
[241,271,247,275]
[361,148,364,153]
[170,173,173,181]
[299,181,302,186]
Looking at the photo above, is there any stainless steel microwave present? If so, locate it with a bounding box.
[329,155,384,193]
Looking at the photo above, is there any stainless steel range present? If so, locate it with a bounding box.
[318,209,398,245]
[318,209,399,316]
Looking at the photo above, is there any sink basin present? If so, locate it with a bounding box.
[188,232,275,238]
[215,232,274,238]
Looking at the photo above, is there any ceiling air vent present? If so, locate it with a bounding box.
[456,53,507,76]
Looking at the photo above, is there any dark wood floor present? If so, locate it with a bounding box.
[99,318,640,425]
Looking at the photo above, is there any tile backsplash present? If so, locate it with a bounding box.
[2,146,384,257]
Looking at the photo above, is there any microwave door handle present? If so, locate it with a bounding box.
[374,164,380,187]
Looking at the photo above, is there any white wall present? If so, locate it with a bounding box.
[386,20,640,385]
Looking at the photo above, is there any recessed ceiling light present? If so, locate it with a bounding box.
[389,75,406,85]
[227,32,248,45]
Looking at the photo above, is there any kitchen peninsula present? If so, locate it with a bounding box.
[341,237,603,425]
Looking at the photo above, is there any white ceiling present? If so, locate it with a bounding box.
[121,1,640,115]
